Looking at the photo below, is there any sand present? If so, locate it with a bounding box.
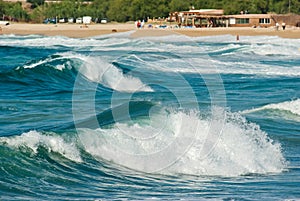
[0,23,300,39]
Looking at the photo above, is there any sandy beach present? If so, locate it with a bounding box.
[0,23,300,38]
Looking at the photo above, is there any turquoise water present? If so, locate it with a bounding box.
[0,32,299,200]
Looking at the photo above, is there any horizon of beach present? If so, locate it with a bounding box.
[1,22,300,39]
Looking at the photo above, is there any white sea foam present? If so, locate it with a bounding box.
[22,56,63,70]
[17,51,153,92]
[0,130,82,162]
[0,34,133,49]
[4,34,300,78]
[242,99,300,117]
[137,33,192,42]
[111,42,300,77]
[77,54,153,92]
[17,52,82,71]
[142,57,300,77]
[53,52,153,92]
[22,58,51,69]
[78,108,286,177]
[0,35,82,47]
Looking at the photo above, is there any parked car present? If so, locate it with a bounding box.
[100,18,108,24]
[82,16,92,24]
[76,17,82,24]
[43,18,56,24]
[0,21,9,26]
[59,18,65,23]
[68,17,74,23]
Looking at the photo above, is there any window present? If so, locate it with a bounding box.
[259,18,270,24]
[236,18,249,24]
[229,18,235,24]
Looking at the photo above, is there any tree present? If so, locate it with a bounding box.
[92,0,109,19]
[106,0,131,22]
[0,0,7,18]
[27,0,45,9]
[169,0,190,12]
[252,0,270,13]
[5,2,29,21]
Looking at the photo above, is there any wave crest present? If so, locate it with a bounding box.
[242,99,300,121]
[0,130,82,163]
[78,55,153,92]
[78,108,286,176]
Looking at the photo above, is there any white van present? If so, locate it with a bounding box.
[83,16,92,24]
[101,19,108,24]
[76,18,82,24]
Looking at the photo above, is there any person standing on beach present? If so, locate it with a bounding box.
[282,22,286,30]
[141,20,145,29]
[137,20,141,29]
[275,22,279,30]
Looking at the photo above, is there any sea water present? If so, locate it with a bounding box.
[0,32,299,200]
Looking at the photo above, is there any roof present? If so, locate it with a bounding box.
[178,9,224,16]
[227,14,272,18]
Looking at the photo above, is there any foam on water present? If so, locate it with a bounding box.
[118,53,300,77]
[77,54,153,92]
[0,33,133,49]
[21,56,66,70]
[15,52,153,92]
[0,130,82,162]
[207,59,300,77]
[137,33,192,42]
[3,34,300,78]
[56,52,153,92]
[242,99,300,121]
[105,35,300,77]
[78,108,286,177]
[0,31,299,199]
[0,34,84,47]
[14,51,82,71]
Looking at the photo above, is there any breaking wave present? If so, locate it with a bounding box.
[77,107,286,177]
[12,52,153,92]
[242,99,300,121]
[0,130,82,163]
[77,54,153,92]
[0,106,287,177]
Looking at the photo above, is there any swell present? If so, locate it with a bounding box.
[242,99,300,122]
[0,106,287,178]
[0,55,78,93]
[70,101,155,130]
[0,45,63,72]
[0,132,113,200]
[0,54,80,136]
[3,51,153,93]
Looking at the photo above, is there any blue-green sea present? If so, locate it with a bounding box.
[0,31,299,200]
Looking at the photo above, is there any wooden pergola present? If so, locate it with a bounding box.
[170,9,227,28]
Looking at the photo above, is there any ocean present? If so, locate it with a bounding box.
[0,31,299,200]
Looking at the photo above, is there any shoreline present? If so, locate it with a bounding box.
[1,23,300,39]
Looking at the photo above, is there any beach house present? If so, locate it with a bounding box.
[227,14,274,28]
[170,9,226,28]
[170,9,300,28]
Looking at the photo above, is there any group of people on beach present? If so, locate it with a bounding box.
[135,20,145,29]
[275,22,286,30]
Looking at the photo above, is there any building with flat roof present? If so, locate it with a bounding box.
[170,9,300,28]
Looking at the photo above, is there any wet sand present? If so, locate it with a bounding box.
[1,23,299,39]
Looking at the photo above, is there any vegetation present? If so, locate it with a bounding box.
[0,0,299,23]
[0,1,29,21]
